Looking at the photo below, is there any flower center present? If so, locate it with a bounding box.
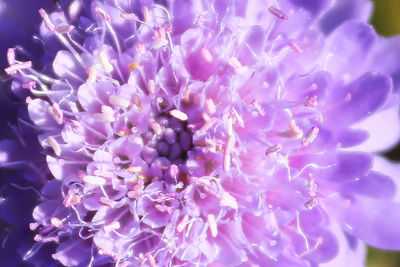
[140,107,193,184]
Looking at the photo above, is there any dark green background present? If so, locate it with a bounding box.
[367,1,400,266]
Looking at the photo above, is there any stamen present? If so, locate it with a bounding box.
[29,222,39,231]
[56,24,75,34]
[98,249,118,260]
[207,214,218,238]
[47,136,61,156]
[169,164,179,180]
[5,61,32,75]
[228,57,247,74]
[128,62,140,71]
[93,170,114,179]
[147,254,156,267]
[176,215,189,233]
[95,7,111,22]
[280,120,303,139]
[7,48,15,65]
[50,217,63,228]
[87,65,98,83]
[201,48,213,63]
[35,235,59,243]
[22,81,37,90]
[223,152,231,172]
[126,166,142,173]
[305,95,318,107]
[220,192,238,210]
[205,99,216,114]
[149,121,163,135]
[109,95,130,108]
[268,6,288,20]
[82,175,107,186]
[99,197,118,208]
[99,51,114,73]
[63,189,81,207]
[302,127,319,147]
[69,0,82,21]
[288,41,303,53]
[147,79,156,94]
[48,103,63,124]
[169,109,188,121]
[142,6,150,22]
[102,221,120,233]
[39,8,55,32]
[120,12,139,20]
[117,262,130,267]
[184,88,192,101]
[265,144,282,156]
[93,105,115,122]
[152,38,168,49]
[232,108,244,127]
[250,100,266,116]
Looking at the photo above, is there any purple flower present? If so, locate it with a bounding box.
[4,0,400,266]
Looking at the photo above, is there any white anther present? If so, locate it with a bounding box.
[126,166,142,173]
[201,48,213,63]
[169,164,179,179]
[50,217,63,228]
[47,136,61,156]
[149,121,163,135]
[102,221,120,233]
[99,51,113,73]
[232,108,244,127]
[93,169,114,179]
[87,65,98,83]
[207,214,218,238]
[39,8,55,32]
[49,103,63,124]
[109,95,130,108]
[63,190,81,207]
[152,38,168,49]
[141,6,150,22]
[147,254,156,267]
[176,215,189,233]
[120,12,139,20]
[69,0,82,20]
[93,105,115,122]
[228,57,248,74]
[82,175,107,186]
[169,109,188,121]
[251,100,266,116]
[220,192,238,210]
[5,61,32,75]
[95,7,111,21]
[7,48,15,65]
[205,99,216,114]
[99,197,118,208]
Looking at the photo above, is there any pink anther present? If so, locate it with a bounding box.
[95,7,111,22]
[7,48,15,65]
[39,8,55,31]
[268,6,288,20]
[22,81,37,90]
[5,61,32,75]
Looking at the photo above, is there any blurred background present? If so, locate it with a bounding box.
[368,1,400,266]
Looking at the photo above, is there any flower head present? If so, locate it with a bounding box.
[5,0,400,266]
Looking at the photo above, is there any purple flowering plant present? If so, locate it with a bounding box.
[2,0,400,266]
